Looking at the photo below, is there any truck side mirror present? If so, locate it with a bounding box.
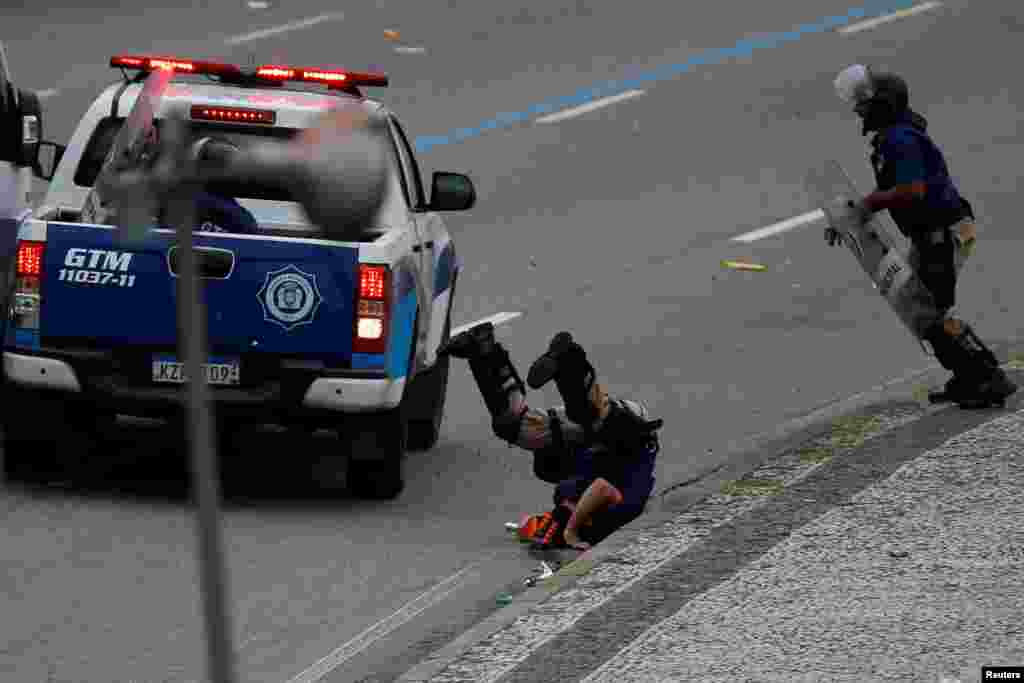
[34,141,65,181]
[427,172,475,212]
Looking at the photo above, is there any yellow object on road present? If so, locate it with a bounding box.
[721,259,767,272]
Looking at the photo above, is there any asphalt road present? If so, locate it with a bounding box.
[2,1,1022,682]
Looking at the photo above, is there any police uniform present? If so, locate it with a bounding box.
[869,110,974,312]
[194,190,260,234]
[438,323,662,547]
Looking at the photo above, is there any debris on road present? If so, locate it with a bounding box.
[721,259,767,272]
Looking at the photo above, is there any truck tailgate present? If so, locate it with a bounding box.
[41,223,358,365]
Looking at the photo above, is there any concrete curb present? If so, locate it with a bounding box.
[395,340,1024,683]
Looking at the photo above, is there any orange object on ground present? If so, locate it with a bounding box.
[517,512,553,542]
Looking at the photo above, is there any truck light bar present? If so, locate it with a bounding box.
[111,55,242,77]
[111,55,388,92]
[254,65,388,89]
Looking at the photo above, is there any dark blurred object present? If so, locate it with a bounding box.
[106,103,390,242]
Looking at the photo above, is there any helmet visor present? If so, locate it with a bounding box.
[835,64,874,105]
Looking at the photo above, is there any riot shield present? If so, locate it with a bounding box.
[81,65,173,225]
[805,160,943,346]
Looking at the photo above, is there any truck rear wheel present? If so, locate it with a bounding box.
[1,389,107,482]
[406,276,456,451]
[405,355,449,451]
[343,406,407,500]
[406,331,451,451]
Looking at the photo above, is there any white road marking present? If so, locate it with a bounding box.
[394,46,427,55]
[35,88,59,99]
[837,1,941,34]
[730,209,825,243]
[247,0,270,8]
[224,12,344,45]
[535,90,646,124]
[451,311,522,337]
[285,555,496,683]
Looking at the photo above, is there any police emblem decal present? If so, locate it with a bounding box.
[257,265,323,331]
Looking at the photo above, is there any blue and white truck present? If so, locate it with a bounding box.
[0,54,477,499]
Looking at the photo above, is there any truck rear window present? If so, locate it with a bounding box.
[74,117,300,201]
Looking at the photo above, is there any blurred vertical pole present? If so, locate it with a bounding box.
[170,189,237,683]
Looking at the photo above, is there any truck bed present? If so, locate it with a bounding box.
[32,206,390,242]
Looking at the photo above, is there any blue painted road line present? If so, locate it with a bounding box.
[412,0,917,153]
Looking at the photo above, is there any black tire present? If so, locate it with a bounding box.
[406,274,457,451]
[1,388,102,482]
[345,406,407,500]
[342,307,417,499]
[405,356,449,451]
[406,330,451,451]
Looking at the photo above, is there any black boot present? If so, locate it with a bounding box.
[926,321,1017,409]
[530,503,572,550]
[928,374,966,404]
[438,321,497,360]
[527,332,598,428]
[957,367,1017,409]
[439,322,527,433]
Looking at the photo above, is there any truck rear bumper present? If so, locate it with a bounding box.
[2,349,405,421]
[4,352,82,392]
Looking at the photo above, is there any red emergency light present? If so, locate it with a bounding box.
[110,55,388,93]
[255,64,388,90]
[110,55,242,77]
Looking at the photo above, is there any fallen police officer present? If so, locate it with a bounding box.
[439,322,663,550]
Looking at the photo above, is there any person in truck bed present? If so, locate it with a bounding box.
[184,136,260,235]
[439,323,663,550]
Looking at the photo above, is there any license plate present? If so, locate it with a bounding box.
[152,356,240,386]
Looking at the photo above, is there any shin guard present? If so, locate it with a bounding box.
[467,344,526,421]
[925,321,998,382]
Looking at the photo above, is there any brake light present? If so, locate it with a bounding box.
[353,264,389,354]
[16,240,44,277]
[111,54,388,92]
[190,105,276,125]
[360,265,386,300]
[11,240,44,331]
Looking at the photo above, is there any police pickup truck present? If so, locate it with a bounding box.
[1,55,476,499]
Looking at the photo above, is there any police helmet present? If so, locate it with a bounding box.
[868,71,909,112]
[189,136,240,171]
[835,64,910,133]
